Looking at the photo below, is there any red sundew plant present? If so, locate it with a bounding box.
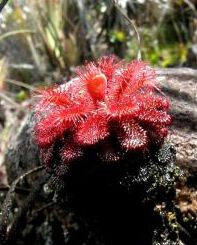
[34,55,171,166]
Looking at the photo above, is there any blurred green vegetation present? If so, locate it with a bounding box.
[0,0,196,91]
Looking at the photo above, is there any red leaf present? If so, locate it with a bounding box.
[136,94,170,111]
[35,104,89,147]
[35,112,70,147]
[35,86,70,114]
[118,121,147,151]
[75,115,109,145]
[108,98,140,119]
[61,141,83,163]
[114,60,155,98]
[97,55,123,80]
[138,110,172,127]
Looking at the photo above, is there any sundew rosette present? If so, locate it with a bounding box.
[34,56,171,167]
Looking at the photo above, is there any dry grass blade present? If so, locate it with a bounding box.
[113,0,142,60]
[0,30,35,41]
[0,166,44,239]
[5,79,36,91]
[29,0,68,70]
[0,92,21,109]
